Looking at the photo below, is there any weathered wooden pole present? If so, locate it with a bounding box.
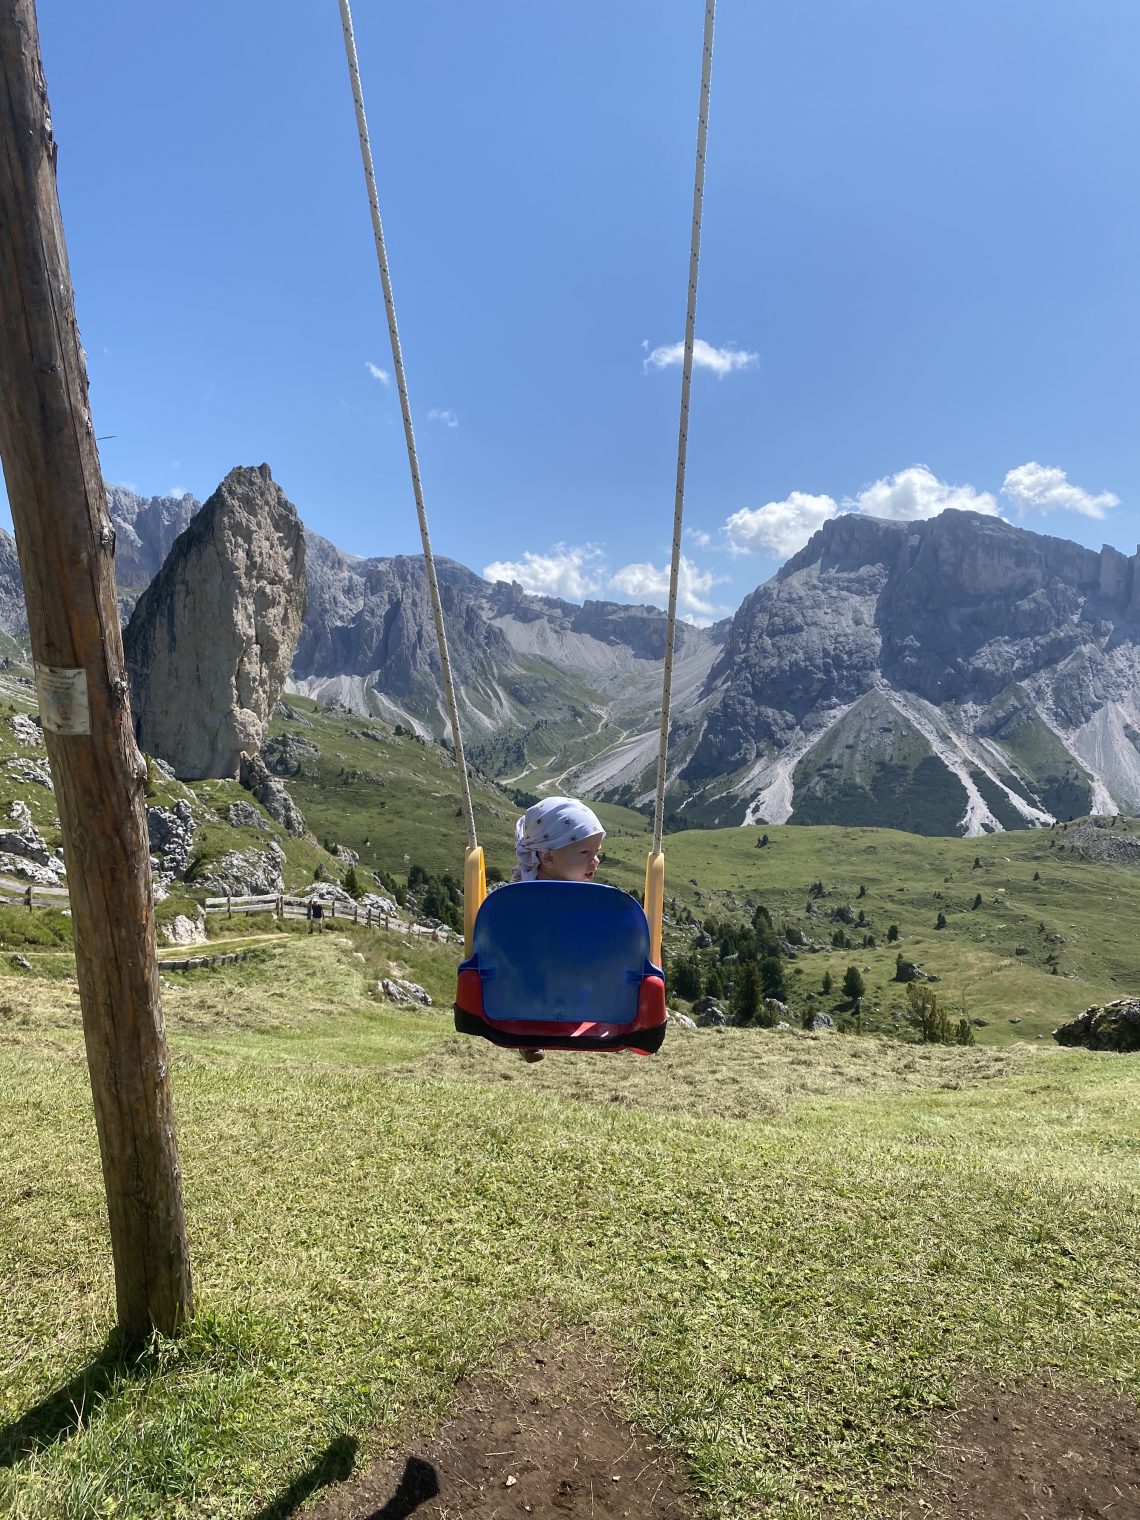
[0,0,192,1340]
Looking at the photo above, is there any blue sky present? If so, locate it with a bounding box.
[5,0,1138,622]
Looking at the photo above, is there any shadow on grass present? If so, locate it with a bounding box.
[0,1332,156,1469]
[249,1435,359,1520]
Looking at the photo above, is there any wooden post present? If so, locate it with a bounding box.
[24,883,31,912]
[0,0,192,1340]
[226,894,232,919]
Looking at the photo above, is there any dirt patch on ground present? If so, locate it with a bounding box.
[898,1378,1140,1520]
[304,1332,694,1520]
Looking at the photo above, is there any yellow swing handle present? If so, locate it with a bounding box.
[644,850,665,968]
[463,845,486,957]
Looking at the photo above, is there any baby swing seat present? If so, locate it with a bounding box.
[453,880,667,1054]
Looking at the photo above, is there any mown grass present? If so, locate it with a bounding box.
[1,931,1138,1520]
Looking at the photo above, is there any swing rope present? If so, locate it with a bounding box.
[336,0,479,854]
[337,0,716,879]
[651,0,716,859]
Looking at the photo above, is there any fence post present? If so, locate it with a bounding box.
[276,893,283,920]
[226,894,231,919]
[24,883,32,912]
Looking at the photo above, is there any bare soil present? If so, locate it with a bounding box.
[897,1378,1140,1520]
[304,1331,694,1520]
[302,1348,1140,1520]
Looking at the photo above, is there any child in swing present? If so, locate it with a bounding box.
[511,796,606,1062]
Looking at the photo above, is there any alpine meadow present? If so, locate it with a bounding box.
[2,3,1140,1519]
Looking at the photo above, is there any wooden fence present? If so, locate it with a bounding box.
[0,875,455,945]
[0,874,70,910]
[202,893,454,941]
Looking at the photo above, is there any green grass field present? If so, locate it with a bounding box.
[2,925,1137,1519]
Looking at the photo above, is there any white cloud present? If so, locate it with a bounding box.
[366,361,390,385]
[723,491,839,559]
[643,338,758,377]
[1001,461,1119,520]
[428,408,458,429]
[846,465,999,521]
[168,486,189,500]
[685,527,711,548]
[608,555,721,618]
[721,466,1003,561]
[484,544,606,600]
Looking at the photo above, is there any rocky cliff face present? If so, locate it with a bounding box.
[675,511,1140,832]
[295,533,511,694]
[106,486,200,589]
[123,464,307,779]
[0,529,27,642]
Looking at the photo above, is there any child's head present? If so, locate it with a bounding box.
[513,797,606,883]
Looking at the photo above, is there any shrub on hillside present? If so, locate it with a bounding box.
[759,956,787,1002]
[672,955,703,1001]
[842,965,865,1002]
[730,963,761,1024]
[905,983,974,1045]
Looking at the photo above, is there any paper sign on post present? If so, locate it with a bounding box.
[35,663,91,736]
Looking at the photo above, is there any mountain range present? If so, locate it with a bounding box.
[3,479,1140,836]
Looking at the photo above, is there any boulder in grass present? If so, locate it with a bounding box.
[1053,999,1140,1054]
[692,997,727,1028]
[802,1011,836,1033]
[160,913,208,947]
[894,958,927,983]
[381,976,433,1007]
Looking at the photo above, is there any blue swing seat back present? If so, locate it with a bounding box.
[467,881,652,1023]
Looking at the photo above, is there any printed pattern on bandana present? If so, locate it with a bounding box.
[513,797,605,881]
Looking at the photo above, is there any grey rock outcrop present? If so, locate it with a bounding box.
[1053,999,1140,1053]
[194,843,285,897]
[0,799,51,865]
[238,751,306,837]
[224,800,271,831]
[124,465,307,779]
[261,732,319,776]
[147,801,196,876]
[6,757,52,790]
[159,912,208,947]
[380,975,433,1007]
[692,997,727,1028]
[8,713,42,747]
[803,1011,837,1032]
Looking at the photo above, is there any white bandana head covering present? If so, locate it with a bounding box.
[513,797,605,881]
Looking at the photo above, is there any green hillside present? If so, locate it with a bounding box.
[1,926,1137,1519]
